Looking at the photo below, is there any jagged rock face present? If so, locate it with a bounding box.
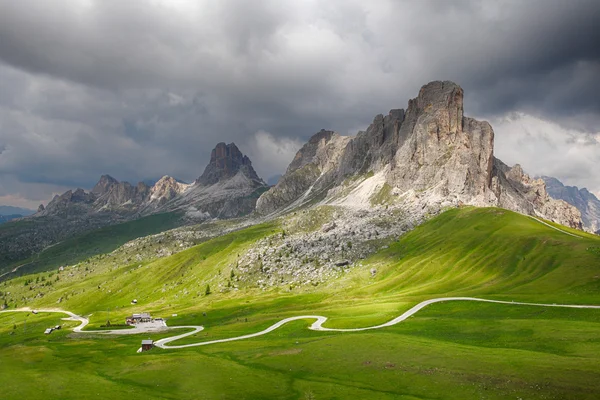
[146,176,190,207]
[542,176,600,232]
[91,174,119,195]
[257,80,583,230]
[41,188,96,217]
[149,142,269,218]
[258,81,496,214]
[491,161,583,229]
[387,82,495,202]
[197,142,262,186]
[93,180,151,210]
[256,130,350,214]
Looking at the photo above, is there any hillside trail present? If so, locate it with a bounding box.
[529,216,586,238]
[3,297,600,351]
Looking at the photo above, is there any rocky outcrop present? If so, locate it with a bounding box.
[91,174,119,196]
[145,176,190,208]
[40,188,97,217]
[197,142,262,186]
[256,130,350,214]
[256,80,583,230]
[164,143,268,218]
[541,176,600,232]
[387,82,495,204]
[491,162,582,229]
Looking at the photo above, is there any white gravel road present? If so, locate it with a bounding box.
[3,297,599,350]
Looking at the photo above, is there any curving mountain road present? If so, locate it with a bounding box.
[153,297,600,349]
[3,297,600,350]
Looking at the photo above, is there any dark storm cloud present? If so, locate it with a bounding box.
[0,0,599,206]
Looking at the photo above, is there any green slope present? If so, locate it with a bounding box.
[2,206,600,399]
[340,207,600,303]
[0,212,185,279]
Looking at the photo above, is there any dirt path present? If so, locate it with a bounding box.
[3,297,600,350]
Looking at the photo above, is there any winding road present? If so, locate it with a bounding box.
[3,297,600,350]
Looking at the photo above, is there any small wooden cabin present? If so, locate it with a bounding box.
[141,339,154,351]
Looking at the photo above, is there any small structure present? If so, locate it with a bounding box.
[141,339,154,352]
[32,310,38,314]
[131,299,137,304]
[44,328,53,334]
[54,325,61,330]
[126,312,152,325]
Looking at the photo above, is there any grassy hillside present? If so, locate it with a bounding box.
[0,212,185,279]
[1,206,600,399]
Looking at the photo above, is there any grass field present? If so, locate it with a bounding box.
[0,211,185,278]
[1,207,600,399]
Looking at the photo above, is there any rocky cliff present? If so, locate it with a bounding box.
[541,176,600,232]
[164,142,268,218]
[257,81,583,229]
[197,142,262,186]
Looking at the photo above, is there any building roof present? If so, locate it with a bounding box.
[141,339,153,345]
[132,312,151,319]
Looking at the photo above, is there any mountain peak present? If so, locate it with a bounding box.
[91,174,119,195]
[196,142,263,186]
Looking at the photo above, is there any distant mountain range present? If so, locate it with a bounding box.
[0,142,268,265]
[541,176,600,233]
[0,205,35,216]
[0,205,35,224]
[37,142,267,220]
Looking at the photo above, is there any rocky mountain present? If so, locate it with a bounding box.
[162,142,268,218]
[0,143,266,269]
[37,142,266,220]
[541,176,600,232]
[257,81,582,229]
[196,142,262,186]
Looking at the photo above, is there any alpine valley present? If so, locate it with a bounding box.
[2,81,600,400]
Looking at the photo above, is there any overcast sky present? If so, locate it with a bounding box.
[0,0,599,208]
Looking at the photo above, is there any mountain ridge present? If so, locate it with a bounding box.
[541,176,600,233]
[0,143,266,268]
[256,81,582,229]
[37,142,266,220]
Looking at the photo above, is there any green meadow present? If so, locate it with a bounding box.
[1,207,600,399]
[0,211,185,277]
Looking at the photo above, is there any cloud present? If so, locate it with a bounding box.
[492,112,600,196]
[242,131,304,181]
[0,174,72,208]
[0,0,598,206]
